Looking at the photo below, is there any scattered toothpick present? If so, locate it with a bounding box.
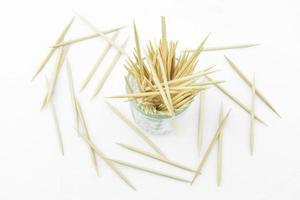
[52,26,126,48]
[185,44,259,52]
[42,46,69,108]
[197,90,205,155]
[66,58,79,130]
[217,103,224,186]
[250,75,256,155]
[117,143,196,173]
[110,158,191,183]
[45,78,64,155]
[32,17,74,81]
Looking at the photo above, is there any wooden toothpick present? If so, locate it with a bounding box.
[184,44,259,52]
[52,26,126,48]
[32,17,74,81]
[66,58,79,130]
[197,91,205,155]
[191,109,231,185]
[43,46,69,108]
[217,103,224,186]
[110,158,191,183]
[250,75,256,155]
[44,78,64,155]
[117,143,196,173]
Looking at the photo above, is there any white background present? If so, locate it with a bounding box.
[0,0,300,199]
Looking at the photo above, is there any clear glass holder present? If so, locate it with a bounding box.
[127,75,190,135]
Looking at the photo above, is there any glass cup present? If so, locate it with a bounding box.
[127,75,190,135]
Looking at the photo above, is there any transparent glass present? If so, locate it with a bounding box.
[127,75,190,135]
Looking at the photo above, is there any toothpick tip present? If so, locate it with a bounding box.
[90,95,96,100]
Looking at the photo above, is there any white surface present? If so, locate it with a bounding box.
[1,0,300,199]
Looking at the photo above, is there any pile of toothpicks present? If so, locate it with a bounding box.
[32,14,280,190]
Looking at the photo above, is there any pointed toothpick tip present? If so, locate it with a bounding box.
[40,101,47,110]
[251,43,260,47]
[79,86,85,93]
[90,94,97,101]
[116,142,124,147]
[275,111,282,119]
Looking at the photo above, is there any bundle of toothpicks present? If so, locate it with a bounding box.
[32,14,280,191]
[110,18,221,117]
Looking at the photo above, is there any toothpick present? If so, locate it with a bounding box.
[45,78,64,155]
[66,58,79,130]
[52,26,126,48]
[92,38,129,98]
[217,103,224,186]
[185,44,259,52]
[197,91,205,155]
[191,109,231,185]
[105,101,167,159]
[124,75,134,93]
[250,75,256,155]
[161,16,167,51]
[43,46,69,108]
[224,55,281,118]
[81,31,119,91]
[174,94,195,108]
[110,158,190,183]
[32,17,74,81]
[117,143,196,173]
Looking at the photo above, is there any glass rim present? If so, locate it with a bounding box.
[126,75,192,119]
